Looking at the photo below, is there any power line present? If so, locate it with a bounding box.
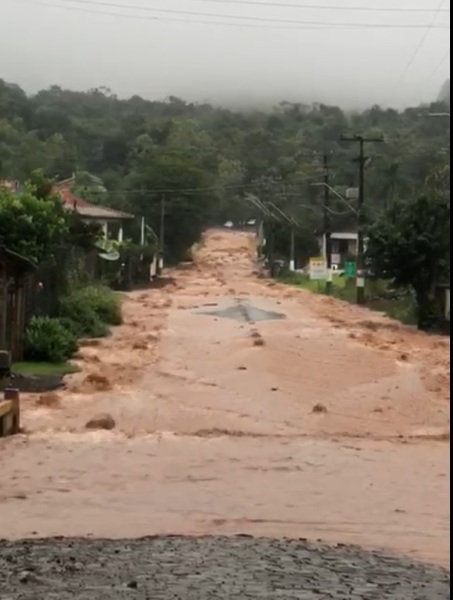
[185,0,450,13]
[35,0,451,29]
[22,0,407,30]
[395,0,449,84]
[18,0,316,30]
[77,182,269,195]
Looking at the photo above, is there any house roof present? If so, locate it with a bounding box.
[3,178,132,220]
[56,186,134,221]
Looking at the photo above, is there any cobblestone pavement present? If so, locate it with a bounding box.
[0,537,450,599]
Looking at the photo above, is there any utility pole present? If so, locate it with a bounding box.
[261,182,276,277]
[267,218,276,277]
[158,195,165,275]
[290,226,296,272]
[323,154,333,295]
[266,197,299,273]
[284,183,296,272]
[298,152,333,292]
[340,134,384,305]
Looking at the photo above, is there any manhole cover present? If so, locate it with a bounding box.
[199,304,286,322]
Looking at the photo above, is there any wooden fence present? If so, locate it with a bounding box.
[0,388,20,438]
[1,245,153,362]
[0,248,37,362]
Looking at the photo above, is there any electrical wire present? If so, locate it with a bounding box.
[21,0,390,30]
[19,0,310,29]
[395,0,449,84]
[30,0,451,29]
[184,0,450,13]
[98,182,267,195]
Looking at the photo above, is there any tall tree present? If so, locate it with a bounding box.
[366,193,450,329]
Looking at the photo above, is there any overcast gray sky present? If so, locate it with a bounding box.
[0,0,450,108]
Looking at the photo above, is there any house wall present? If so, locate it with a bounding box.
[87,219,124,242]
[0,180,20,194]
[321,233,358,266]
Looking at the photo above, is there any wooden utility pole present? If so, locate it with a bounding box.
[299,152,333,292]
[158,195,165,275]
[289,225,296,272]
[322,154,333,295]
[287,184,296,272]
[269,220,276,277]
[340,135,384,305]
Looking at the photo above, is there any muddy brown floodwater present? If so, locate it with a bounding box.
[0,230,450,567]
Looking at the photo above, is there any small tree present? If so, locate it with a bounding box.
[127,150,214,263]
[366,193,450,329]
[0,186,69,263]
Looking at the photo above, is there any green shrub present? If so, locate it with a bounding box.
[373,297,418,326]
[59,295,108,338]
[59,285,122,338]
[75,285,123,326]
[24,317,78,364]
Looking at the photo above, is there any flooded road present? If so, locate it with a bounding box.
[0,230,450,566]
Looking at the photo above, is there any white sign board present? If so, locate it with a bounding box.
[310,257,328,281]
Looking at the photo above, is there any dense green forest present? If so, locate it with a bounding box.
[0,78,450,263]
[1,78,450,328]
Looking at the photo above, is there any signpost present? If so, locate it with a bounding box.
[310,257,328,281]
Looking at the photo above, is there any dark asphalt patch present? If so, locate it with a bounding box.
[0,537,449,599]
[199,304,286,323]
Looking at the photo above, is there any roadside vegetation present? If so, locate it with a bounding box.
[280,272,417,326]
[23,285,123,364]
[366,192,450,329]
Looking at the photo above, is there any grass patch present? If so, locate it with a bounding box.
[368,297,417,326]
[279,272,347,293]
[280,272,417,325]
[12,362,80,377]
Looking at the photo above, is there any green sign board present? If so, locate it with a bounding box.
[344,261,357,279]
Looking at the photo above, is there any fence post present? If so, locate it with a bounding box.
[4,388,20,434]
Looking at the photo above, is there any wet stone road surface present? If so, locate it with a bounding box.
[0,537,450,600]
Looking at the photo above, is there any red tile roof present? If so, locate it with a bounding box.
[55,186,134,221]
[2,179,133,220]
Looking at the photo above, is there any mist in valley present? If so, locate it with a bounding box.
[1,0,450,110]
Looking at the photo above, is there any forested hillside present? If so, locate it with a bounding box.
[0,79,450,261]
